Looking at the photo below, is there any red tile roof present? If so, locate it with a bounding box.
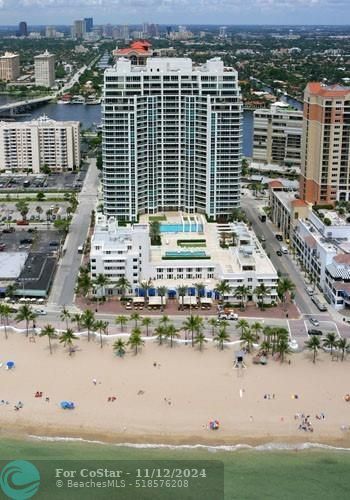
[291,199,308,207]
[307,82,350,98]
[334,254,350,265]
[268,180,283,188]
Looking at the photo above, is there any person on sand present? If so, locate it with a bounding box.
[92,378,97,386]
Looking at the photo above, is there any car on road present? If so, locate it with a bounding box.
[34,309,47,315]
[305,286,314,296]
[276,250,282,256]
[2,227,15,233]
[308,329,323,336]
[20,238,33,245]
[218,312,238,321]
[275,234,283,241]
[309,318,320,327]
[260,236,266,242]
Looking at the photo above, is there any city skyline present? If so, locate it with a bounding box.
[0,0,348,26]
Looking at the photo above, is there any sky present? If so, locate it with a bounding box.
[0,0,348,26]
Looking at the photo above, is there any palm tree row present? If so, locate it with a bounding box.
[305,333,350,363]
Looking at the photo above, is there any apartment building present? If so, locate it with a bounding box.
[0,52,20,81]
[0,116,80,173]
[253,102,303,166]
[34,51,55,88]
[300,82,350,205]
[102,57,242,222]
[90,214,278,304]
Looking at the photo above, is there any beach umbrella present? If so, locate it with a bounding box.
[6,361,15,369]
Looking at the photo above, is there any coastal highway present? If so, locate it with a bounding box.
[241,194,319,316]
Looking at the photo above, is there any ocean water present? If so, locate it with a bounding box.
[1,437,350,499]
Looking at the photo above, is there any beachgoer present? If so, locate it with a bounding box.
[92,378,97,385]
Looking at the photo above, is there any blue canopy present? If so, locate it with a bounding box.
[6,361,15,369]
[148,288,156,296]
[60,401,75,410]
[188,287,196,296]
[168,290,176,298]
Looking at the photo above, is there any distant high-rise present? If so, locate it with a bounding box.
[18,21,28,37]
[102,57,242,221]
[300,82,350,204]
[0,52,20,81]
[34,50,55,88]
[73,20,85,39]
[84,17,93,33]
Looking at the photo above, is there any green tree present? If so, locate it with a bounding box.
[177,285,187,310]
[155,325,167,345]
[207,318,219,336]
[305,335,321,364]
[236,318,249,336]
[15,199,29,221]
[157,286,168,311]
[140,279,153,302]
[240,329,257,353]
[115,315,128,332]
[149,220,161,245]
[94,273,110,301]
[141,317,152,337]
[276,338,291,363]
[130,312,141,328]
[5,283,17,300]
[71,313,82,332]
[36,191,46,201]
[166,324,179,347]
[234,285,250,310]
[15,304,37,337]
[213,327,230,350]
[116,277,131,299]
[251,321,263,339]
[128,327,144,355]
[113,338,126,358]
[254,283,271,310]
[277,277,296,309]
[59,328,78,356]
[214,280,231,301]
[182,315,203,347]
[81,309,95,342]
[95,319,108,348]
[76,272,92,297]
[35,205,43,220]
[194,332,207,351]
[60,305,70,330]
[322,332,337,355]
[0,303,12,340]
[39,324,57,355]
[337,338,350,361]
[194,282,205,298]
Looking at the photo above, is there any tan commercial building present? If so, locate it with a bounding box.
[0,116,80,173]
[34,50,55,88]
[300,82,350,205]
[253,102,303,166]
[0,52,20,81]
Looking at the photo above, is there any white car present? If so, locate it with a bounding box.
[34,309,47,315]
[218,313,238,321]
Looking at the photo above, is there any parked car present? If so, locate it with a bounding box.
[16,220,29,226]
[34,309,47,316]
[218,312,238,321]
[305,286,314,296]
[0,243,6,251]
[275,234,283,241]
[2,227,15,233]
[276,250,282,256]
[309,317,320,327]
[308,329,323,336]
[20,238,33,245]
[49,241,59,247]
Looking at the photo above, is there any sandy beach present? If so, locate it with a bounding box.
[1,330,350,447]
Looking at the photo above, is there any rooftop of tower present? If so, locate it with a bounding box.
[307,82,350,97]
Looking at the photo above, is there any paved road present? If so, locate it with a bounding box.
[48,159,99,306]
[241,195,319,315]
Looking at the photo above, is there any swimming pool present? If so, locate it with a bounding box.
[163,250,209,259]
[160,223,203,233]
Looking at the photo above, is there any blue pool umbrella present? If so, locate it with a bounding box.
[6,361,15,369]
[60,401,75,410]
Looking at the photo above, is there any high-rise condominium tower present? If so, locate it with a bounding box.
[18,21,28,37]
[102,57,242,221]
[34,50,55,88]
[300,82,350,204]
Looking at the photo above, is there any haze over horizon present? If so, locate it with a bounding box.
[0,0,348,26]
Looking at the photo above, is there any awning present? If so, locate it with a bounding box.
[182,296,197,305]
[200,298,212,305]
[132,297,145,303]
[148,296,166,306]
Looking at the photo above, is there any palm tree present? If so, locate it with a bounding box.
[157,286,168,311]
[116,277,131,299]
[177,285,187,310]
[15,304,37,337]
[260,339,272,354]
[95,319,108,348]
[277,277,296,309]
[128,327,144,355]
[115,315,128,332]
[337,338,350,361]
[94,273,110,302]
[276,338,291,363]
[140,279,153,303]
[60,305,70,330]
[39,324,57,355]
[240,329,257,353]
[251,321,263,339]
[0,303,12,340]
[236,318,249,336]
[159,314,170,326]
[59,328,78,356]
[5,283,17,300]
[183,315,203,347]
[214,280,231,301]
[149,220,161,245]
[194,282,205,299]
[166,324,179,348]
[81,309,95,342]
[254,284,271,310]
[71,313,83,332]
[234,285,250,310]
[15,199,29,221]
[113,338,127,358]
[76,272,92,298]
[194,332,207,351]
[35,205,43,220]
[155,325,167,345]
[305,335,321,364]
[141,317,152,336]
[130,312,141,328]
[322,332,337,355]
[213,327,230,350]
[207,318,219,336]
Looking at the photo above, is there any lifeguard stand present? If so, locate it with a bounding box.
[234,350,246,369]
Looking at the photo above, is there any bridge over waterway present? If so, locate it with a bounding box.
[0,95,55,117]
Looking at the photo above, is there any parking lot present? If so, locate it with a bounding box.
[0,201,71,225]
[0,168,87,192]
[0,227,63,253]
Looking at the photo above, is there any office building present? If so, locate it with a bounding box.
[18,21,28,37]
[300,82,350,205]
[0,116,80,173]
[0,52,20,81]
[253,102,303,166]
[84,17,93,33]
[90,214,278,303]
[73,20,85,39]
[34,50,55,88]
[102,57,242,222]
